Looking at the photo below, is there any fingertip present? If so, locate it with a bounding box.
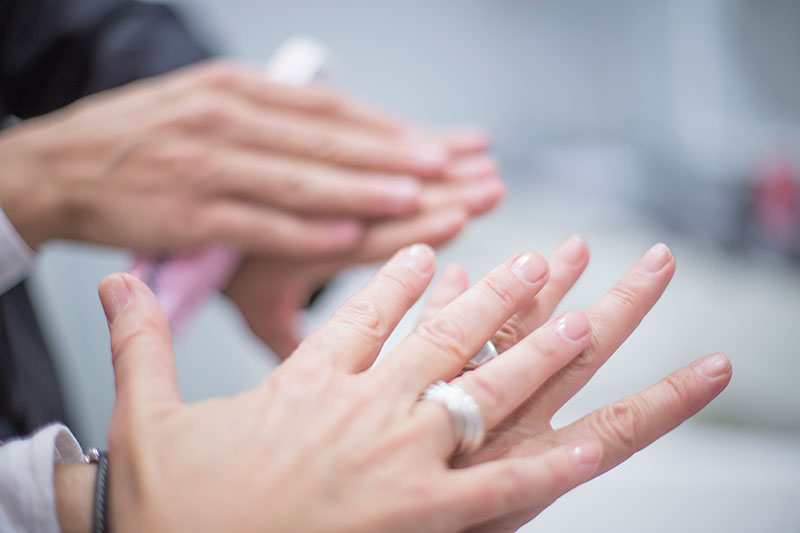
[692,352,732,381]
[440,263,470,289]
[510,251,550,286]
[552,235,589,266]
[466,178,505,214]
[568,440,601,473]
[401,243,436,275]
[98,273,131,325]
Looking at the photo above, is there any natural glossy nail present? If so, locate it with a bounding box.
[403,243,435,274]
[692,352,730,378]
[554,235,586,265]
[637,243,671,273]
[511,253,548,284]
[101,274,130,323]
[553,311,591,341]
[571,441,601,468]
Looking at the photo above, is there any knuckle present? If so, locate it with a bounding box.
[167,143,221,188]
[477,276,517,309]
[593,400,641,450]
[416,316,470,362]
[605,281,645,315]
[660,373,695,415]
[334,298,390,344]
[183,96,237,132]
[493,316,529,351]
[305,133,343,162]
[463,371,503,415]
[489,463,530,510]
[110,317,162,361]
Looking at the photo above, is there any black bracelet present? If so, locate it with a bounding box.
[85,448,111,533]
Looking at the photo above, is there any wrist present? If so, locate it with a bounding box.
[54,463,97,533]
[0,123,70,249]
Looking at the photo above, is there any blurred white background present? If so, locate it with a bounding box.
[30,1,800,531]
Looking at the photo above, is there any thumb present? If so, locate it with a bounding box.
[98,273,182,410]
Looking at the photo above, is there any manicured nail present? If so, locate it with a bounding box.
[101,274,130,324]
[440,263,467,286]
[571,441,601,469]
[466,179,503,210]
[382,176,421,199]
[552,311,590,341]
[378,176,421,214]
[511,253,548,285]
[452,127,491,150]
[451,155,498,180]
[427,207,467,233]
[331,220,363,245]
[637,243,671,273]
[692,352,730,379]
[403,243,435,274]
[554,235,586,265]
[413,147,447,174]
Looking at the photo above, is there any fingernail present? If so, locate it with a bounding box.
[554,235,586,265]
[403,243,435,274]
[511,253,548,285]
[428,207,467,233]
[412,147,447,174]
[378,176,422,214]
[381,176,421,199]
[552,311,590,341]
[571,441,601,469]
[440,263,467,285]
[331,220,363,245]
[637,243,671,273]
[692,352,730,379]
[450,155,498,180]
[101,274,131,324]
[466,180,503,211]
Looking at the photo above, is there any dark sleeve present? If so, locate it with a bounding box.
[0,0,212,118]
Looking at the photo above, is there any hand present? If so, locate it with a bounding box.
[98,245,618,532]
[226,205,481,357]
[0,61,492,257]
[418,237,733,532]
[225,133,504,357]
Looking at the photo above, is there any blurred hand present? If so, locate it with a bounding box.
[0,61,496,258]
[98,246,606,532]
[225,126,505,358]
[417,237,733,532]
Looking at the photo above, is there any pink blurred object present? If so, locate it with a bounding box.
[129,37,328,331]
[754,151,799,254]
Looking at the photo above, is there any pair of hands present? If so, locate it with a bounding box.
[84,237,730,532]
[0,60,503,354]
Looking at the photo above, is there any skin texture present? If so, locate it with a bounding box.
[418,237,733,532]
[91,242,729,532]
[53,463,96,533]
[0,59,503,354]
[0,61,501,255]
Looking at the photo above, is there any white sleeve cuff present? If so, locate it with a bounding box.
[0,204,35,293]
[0,423,84,533]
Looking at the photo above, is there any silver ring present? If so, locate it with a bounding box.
[422,380,485,455]
[464,340,498,370]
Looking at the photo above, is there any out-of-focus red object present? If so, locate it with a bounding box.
[753,152,799,253]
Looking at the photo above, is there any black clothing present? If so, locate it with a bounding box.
[0,0,210,439]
